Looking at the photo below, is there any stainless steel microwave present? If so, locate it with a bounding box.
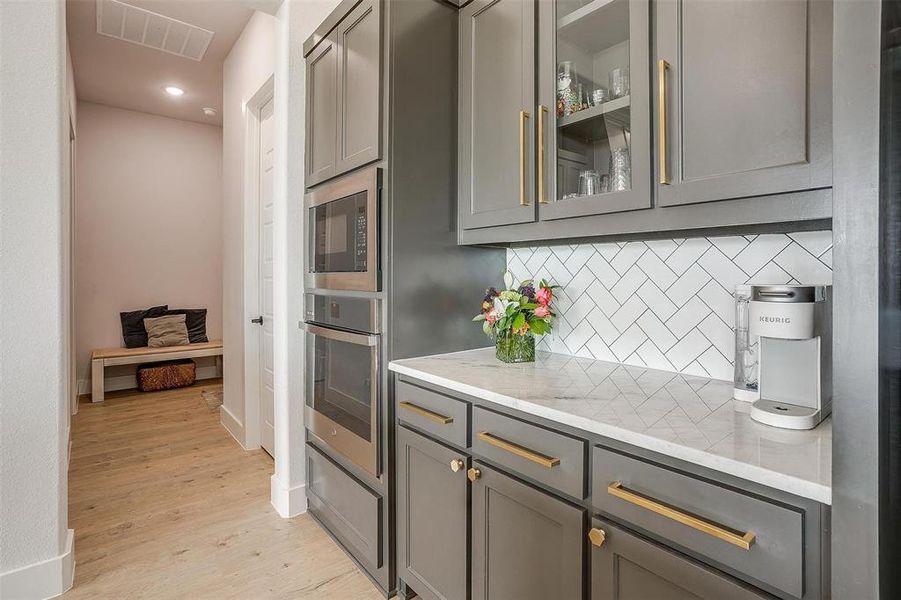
[304,167,380,292]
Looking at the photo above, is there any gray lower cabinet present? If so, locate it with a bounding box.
[459,0,537,230]
[590,519,768,600]
[655,0,832,206]
[304,0,382,188]
[471,462,583,600]
[397,426,468,600]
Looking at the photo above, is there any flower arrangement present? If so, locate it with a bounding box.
[473,271,557,363]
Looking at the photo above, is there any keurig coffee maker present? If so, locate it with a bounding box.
[748,285,832,430]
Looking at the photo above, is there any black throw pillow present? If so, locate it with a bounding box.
[120,305,168,348]
[165,308,208,344]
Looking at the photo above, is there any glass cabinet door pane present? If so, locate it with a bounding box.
[554,0,633,202]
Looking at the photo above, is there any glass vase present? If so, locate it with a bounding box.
[495,332,535,363]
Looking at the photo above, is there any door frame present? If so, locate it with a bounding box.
[242,75,275,452]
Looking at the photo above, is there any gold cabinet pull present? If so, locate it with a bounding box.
[450,459,465,473]
[657,59,671,185]
[398,401,453,425]
[467,467,481,482]
[588,528,606,547]
[537,105,548,204]
[607,481,756,550]
[476,431,560,469]
[519,110,531,206]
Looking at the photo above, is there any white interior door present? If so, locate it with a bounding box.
[259,97,275,457]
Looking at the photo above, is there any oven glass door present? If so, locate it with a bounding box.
[303,323,379,476]
[311,191,368,274]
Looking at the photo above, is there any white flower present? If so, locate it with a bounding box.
[503,270,514,291]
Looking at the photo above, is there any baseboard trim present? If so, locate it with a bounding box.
[0,528,74,599]
[220,405,247,450]
[271,475,307,518]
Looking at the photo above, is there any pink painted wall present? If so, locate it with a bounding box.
[74,101,223,385]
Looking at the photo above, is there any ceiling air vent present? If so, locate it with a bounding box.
[95,0,215,62]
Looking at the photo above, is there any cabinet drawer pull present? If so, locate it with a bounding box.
[657,59,671,185]
[476,431,560,469]
[398,401,453,425]
[607,481,756,550]
[537,105,548,204]
[519,110,531,206]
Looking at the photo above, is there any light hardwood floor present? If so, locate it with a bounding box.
[65,380,385,599]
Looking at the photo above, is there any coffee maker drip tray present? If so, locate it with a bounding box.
[750,399,825,430]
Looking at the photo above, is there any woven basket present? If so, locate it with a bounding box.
[137,359,196,392]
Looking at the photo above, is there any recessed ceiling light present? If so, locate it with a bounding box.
[164,86,184,97]
[202,107,218,117]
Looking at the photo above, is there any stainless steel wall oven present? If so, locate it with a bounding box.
[302,294,381,477]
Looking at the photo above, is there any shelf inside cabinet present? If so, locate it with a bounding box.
[557,0,630,54]
[557,95,630,141]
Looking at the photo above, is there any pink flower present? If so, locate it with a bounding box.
[536,287,553,306]
[534,305,550,318]
[485,310,498,324]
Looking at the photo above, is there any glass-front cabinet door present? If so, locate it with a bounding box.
[538,0,650,220]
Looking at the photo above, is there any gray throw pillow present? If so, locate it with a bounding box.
[144,314,190,348]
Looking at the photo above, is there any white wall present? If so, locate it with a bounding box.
[0,1,75,597]
[222,11,277,446]
[74,102,224,391]
[270,0,342,518]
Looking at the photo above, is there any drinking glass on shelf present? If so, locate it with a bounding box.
[609,67,630,99]
[608,148,631,192]
[590,88,608,107]
[598,174,610,193]
[578,170,601,196]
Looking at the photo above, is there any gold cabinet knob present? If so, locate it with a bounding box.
[450,459,465,472]
[588,528,606,548]
[467,467,481,482]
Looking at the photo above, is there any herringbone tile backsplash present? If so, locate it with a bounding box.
[506,231,833,381]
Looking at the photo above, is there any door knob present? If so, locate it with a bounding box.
[467,467,481,482]
[450,459,465,472]
[588,528,606,548]
[251,316,264,325]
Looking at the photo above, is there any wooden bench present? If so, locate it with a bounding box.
[91,340,223,402]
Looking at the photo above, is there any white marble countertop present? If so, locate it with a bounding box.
[389,348,832,505]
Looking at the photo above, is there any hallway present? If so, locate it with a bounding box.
[65,381,383,599]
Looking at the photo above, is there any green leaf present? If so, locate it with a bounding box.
[529,319,548,335]
[520,303,539,310]
[512,313,525,330]
[472,314,486,322]
[482,321,491,336]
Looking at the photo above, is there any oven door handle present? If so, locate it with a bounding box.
[300,322,379,347]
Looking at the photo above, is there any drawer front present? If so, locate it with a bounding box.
[396,380,468,448]
[592,446,803,598]
[307,443,382,570]
[472,406,585,499]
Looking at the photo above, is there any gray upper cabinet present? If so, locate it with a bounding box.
[305,0,382,189]
[335,0,382,175]
[655,0,833,206]
[397,426,468,600]
[591,519,768,600]
[459,0,537,229]
[305,30,339,187]
[538,0,652,220]
[471,462,583,600]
